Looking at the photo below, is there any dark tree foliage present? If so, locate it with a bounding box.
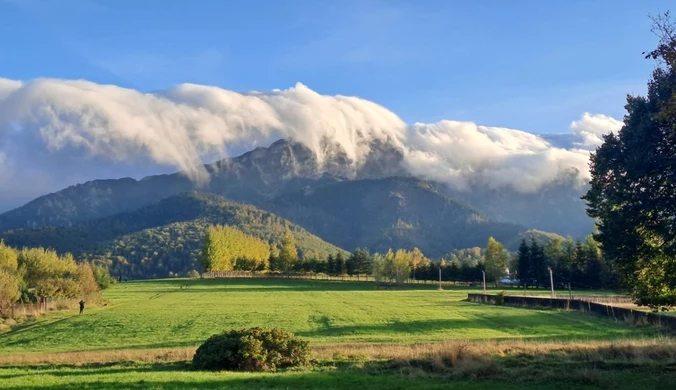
[516,239,531,288]
[347,248,372,279]
[326,254,335,277]
[192,328,310,372]
[529,238,548,287]
[334,252,346,276]
[584,13,676,309]
[514,236,610,290]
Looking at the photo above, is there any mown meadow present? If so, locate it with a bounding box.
[1,278,674,389]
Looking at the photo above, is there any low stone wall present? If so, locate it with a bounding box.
[467,293,676,329]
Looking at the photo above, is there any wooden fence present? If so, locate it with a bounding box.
[467,293,676,330]
[4,298,78,319]
[200,271,477,287]
[509,294,635,304]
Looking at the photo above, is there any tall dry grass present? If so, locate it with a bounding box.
[313,337,676,361]
[3,338,675,369]
[0,347,196,366]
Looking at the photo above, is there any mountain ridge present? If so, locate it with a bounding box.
[0,192,345,278]
[0,138,593,245]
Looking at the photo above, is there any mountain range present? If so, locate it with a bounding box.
[0,138,588,277]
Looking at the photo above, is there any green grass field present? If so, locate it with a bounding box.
[0,278,654,354]
[1,278,673,389]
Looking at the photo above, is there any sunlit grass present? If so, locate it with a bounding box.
[0,278,657,355]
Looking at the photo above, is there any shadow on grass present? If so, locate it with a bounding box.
[0,370,470,390]
[298,312,656,341]
[5,344,676,390]
[0,362,191,378]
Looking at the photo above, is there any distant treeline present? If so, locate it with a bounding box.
[200,225,492,285]
[200,225,620,290]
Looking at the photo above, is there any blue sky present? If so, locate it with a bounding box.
[0,0,671,133]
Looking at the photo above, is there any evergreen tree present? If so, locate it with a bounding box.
[347,248,371,280]
[516,239,531,288]
[346,252,356,276]
[326,254,335,276]
[572,240,586,287]
[529,238,547,288]
[583,236,603,289]
[335,252,346,277]
[448,259,461,281]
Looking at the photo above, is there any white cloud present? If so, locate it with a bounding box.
[0,79,22,102]
[402,121,594,192]
[570,112,623,148]
[0,77,622,208]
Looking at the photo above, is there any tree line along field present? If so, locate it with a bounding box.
[2,278,675,390]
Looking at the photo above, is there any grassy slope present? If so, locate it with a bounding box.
[0,279,656,355]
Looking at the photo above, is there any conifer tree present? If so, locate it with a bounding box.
[335,252,346,277]
[516,239,531,288]
[530,238,547,288]
[326,254,335,276]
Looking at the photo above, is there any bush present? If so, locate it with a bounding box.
[495,291,506,306]
[188,270,201,279]
[193,327,310,371]
[93,264,114,290]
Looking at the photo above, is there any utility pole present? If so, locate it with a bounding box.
[482,270,486,293]
[548,267,555,298]
[438,268,442,290]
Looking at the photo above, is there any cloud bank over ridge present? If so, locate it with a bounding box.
[0,77,623,209]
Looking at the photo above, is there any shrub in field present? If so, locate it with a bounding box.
[192,327,310,371]
[495,291,506,306]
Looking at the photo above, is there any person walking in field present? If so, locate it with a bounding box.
[79,300,85,315]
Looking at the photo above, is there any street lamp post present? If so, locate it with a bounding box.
[548,267,555,298]
[438,268,442,290]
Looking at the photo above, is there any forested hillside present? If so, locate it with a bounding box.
[0,192,343,279]
[266,177,529,257]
